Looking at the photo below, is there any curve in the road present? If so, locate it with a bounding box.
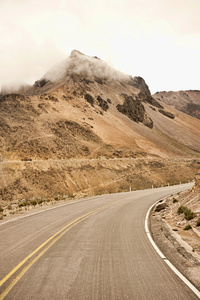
[0,184,199,300]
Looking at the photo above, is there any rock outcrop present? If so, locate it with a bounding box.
[116,94,153,128]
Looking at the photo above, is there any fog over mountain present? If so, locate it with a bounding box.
[0,50,199,202]
[0,0,199,94]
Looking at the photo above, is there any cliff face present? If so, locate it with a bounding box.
[0,50,200,202]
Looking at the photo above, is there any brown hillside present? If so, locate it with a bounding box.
[153,90,200,120]
[0,50,200,203]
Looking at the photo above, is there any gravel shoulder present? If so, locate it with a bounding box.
[150,202,200,291]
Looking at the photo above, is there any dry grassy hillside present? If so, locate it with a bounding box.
[0,50,200,203]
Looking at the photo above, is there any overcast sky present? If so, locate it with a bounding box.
[0,0,199,93]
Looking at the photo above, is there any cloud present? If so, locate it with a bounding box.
[0,0,199,93]
[43,50,129,82]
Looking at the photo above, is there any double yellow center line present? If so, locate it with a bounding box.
[0,200,122,299]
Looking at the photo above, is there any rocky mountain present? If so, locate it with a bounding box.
[153,90,200,120]
[0,50,200,202]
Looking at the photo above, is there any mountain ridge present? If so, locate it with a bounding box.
[0,50,199,202]
[153,90,200,120]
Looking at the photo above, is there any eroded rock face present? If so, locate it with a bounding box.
[117,94,145,122]
[84,93,94,106]
[116,94,153,128]
[84,94,109,111]
[97,96,109,111]
[158,109,175,119]
[128,76,151,96]
[34,79,49,88]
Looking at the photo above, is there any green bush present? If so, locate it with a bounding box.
[177,205,187,214]
[184,224,192,230]
[196,218,200,227]
[173,198,178,203]
[184,208,194,220]
[177,205,194,220]
[30,200,37,206]
[0,206,3,213]
[18,201,30,207]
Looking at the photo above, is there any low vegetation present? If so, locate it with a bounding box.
[177,205,187,214]
[184,208,194,220]
[30,200,37,206]
[184,224,192,231]
[177,205,194,220]
[173,198,178,203]
[19,201,30,207]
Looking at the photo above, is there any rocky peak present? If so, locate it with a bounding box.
[70,50,85,58]
[129,76,151,96]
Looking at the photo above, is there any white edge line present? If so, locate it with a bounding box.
[145,197,200,299]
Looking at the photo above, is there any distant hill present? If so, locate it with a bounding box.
[153,90,200,120]
[0,50,200,202]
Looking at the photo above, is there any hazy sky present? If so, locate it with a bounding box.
[0,0,199,93]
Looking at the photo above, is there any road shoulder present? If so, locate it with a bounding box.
[150,211,200,291]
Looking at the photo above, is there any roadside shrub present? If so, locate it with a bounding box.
[30,200,37,206]
[184,224,192,230]
[177,205,194,220]
[177,205,187,214]
[18,201,30,207]
[0,206,3,213]
[173,198,178,203]
[184,208,194,220]
[196,218,200,227]
[37,199,43,205]
[7,204,12,210]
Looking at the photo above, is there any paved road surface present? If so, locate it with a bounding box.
[0,184,198,299]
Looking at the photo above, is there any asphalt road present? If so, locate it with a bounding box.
[0,184,199,300]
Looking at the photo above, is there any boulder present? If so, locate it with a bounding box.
[155,201,166,212]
